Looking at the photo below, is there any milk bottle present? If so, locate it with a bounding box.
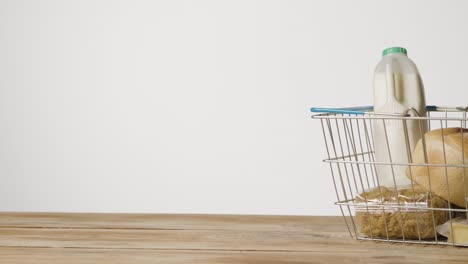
[373,47,427,187]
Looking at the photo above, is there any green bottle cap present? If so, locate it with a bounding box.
[382,47,407,56]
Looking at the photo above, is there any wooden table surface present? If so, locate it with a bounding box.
[0,213,467,263]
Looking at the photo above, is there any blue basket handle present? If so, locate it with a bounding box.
[310,106,373,115]
[311,105,438,115]
[425,105,437,111]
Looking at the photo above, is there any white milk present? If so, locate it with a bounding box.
[373,47,427,187]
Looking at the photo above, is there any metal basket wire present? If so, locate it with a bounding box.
[311,105,468,246]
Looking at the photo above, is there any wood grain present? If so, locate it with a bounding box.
[0,213,342,232]
[0,247,466,264]
[0,213,467,263]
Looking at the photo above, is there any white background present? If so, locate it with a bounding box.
[1,0,467,215]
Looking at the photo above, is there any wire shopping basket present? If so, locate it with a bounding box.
[311,105,468,246]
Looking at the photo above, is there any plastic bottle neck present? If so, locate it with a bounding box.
[383,53,407,57]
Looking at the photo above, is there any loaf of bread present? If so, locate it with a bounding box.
[407,127,468,207]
